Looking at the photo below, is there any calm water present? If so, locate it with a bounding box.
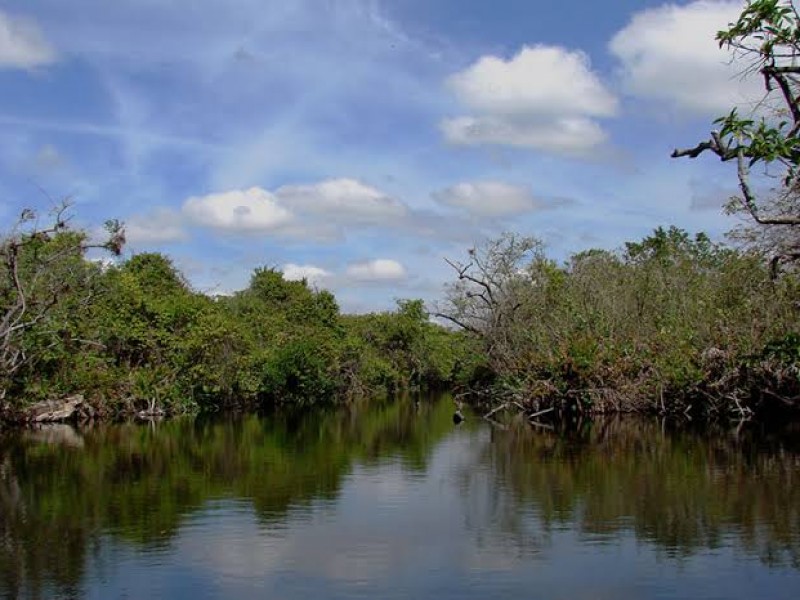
[1,395,799,599]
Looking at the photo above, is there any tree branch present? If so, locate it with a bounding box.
[671,140,715,159]
[444,257,497,304]
[671,131,738,161]
[763,66,800,125]
[433,312,481,334]
[737,150,800,225]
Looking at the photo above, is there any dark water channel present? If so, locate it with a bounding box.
[1,395,799,599]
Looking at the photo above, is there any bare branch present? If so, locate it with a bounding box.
[444,257,496,304]
[432,312,481,334]
[672,131,738,161]
[763,65,800,75]
[671,140,716,159]
[770,251,800,278]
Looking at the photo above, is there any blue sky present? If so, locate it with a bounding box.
[0,0,763,311]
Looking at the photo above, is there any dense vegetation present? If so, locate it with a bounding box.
[437,228,799,417]
[0,207,480,420]
[2,205,796,422]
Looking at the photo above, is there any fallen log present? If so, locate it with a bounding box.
[25,395,88,423]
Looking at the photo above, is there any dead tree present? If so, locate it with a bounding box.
[435,233,541,371]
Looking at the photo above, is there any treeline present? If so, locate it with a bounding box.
[3,206,798,421]
[438,228,800,418]
[0,209,480,419]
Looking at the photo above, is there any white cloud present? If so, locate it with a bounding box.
[276,178,407,222]
[0,10,56,70]
[346,259,407,282]
[180,179,413,238]
[125,208,188,244]
[610,0,764,115]
[183,187,293,232]
[442,45,618,154]
[448,45,617,118]
[433,181,540,217]
[282,263,332,286]
[177,178,445,243]
[688,177,740,211]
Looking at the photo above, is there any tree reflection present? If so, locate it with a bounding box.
[474,417,800,568]
[0,395,454,598]
[1,401,799,598]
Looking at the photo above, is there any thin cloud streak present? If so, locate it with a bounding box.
[0,114,225,152]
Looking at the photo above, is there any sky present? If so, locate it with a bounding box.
[0,0,768,312]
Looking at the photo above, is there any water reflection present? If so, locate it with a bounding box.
[1,397,799,599]
[477,417,800,568]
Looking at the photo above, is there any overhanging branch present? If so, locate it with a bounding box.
[671,131,737,161]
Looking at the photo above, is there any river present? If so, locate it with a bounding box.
[1,394,798,599]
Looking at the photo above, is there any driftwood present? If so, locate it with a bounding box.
[24,394,94,424]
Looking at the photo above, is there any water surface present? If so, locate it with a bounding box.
[1,395,799,599]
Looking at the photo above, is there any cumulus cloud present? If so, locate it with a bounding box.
[447,45,618,118]
[282,263,332,286]
[179,179,423,239]
[176,177,490,247]
[183,187,293,232]
[125,208,189,244]
[433,181,539,217]
[0,10,56,70]
[441,45,618,154]
[610,0,764,115]
[346,259,407,282]
[276,178,407,222]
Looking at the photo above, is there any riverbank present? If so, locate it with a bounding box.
[3,370,798,432]
[437,229,800,420]
[3,212,797,425]
[1,227,481,419]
